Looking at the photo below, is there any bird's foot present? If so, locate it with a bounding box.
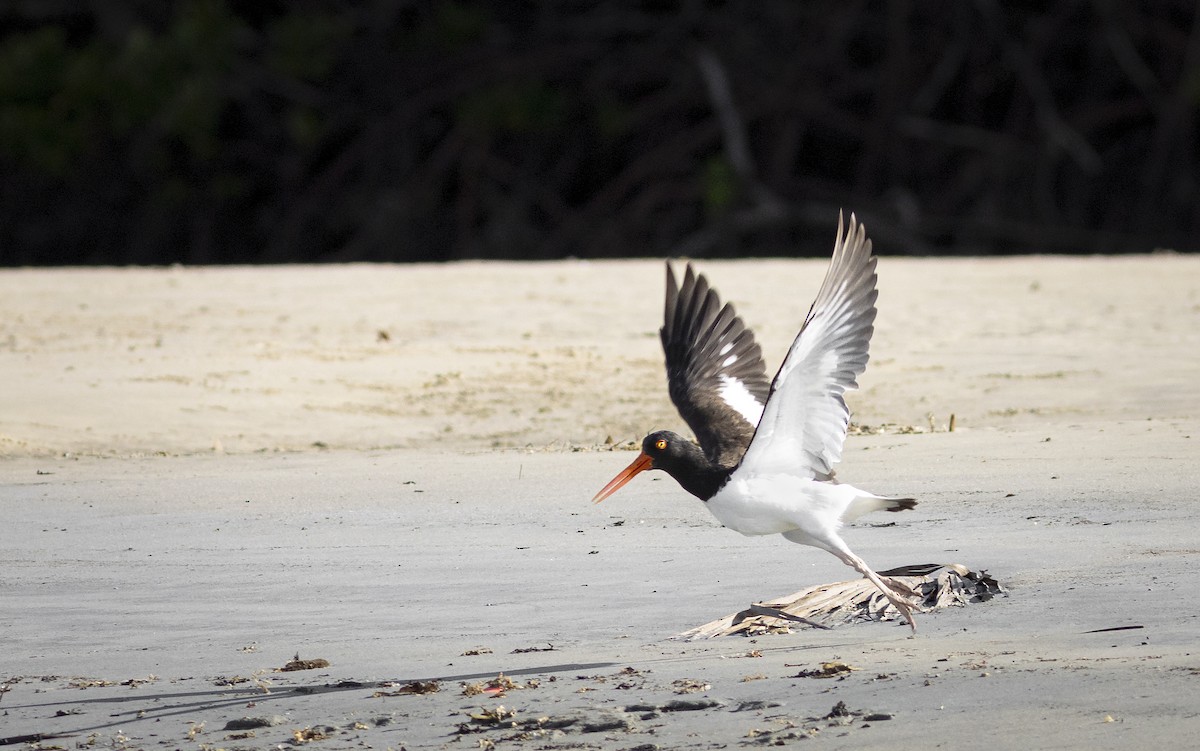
[892,597,917,634]
[881,576,920,599]
[876,579,918,634]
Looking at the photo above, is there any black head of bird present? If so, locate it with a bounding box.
[592,430,730,503]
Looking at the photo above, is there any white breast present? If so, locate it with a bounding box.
[704,474,858,539]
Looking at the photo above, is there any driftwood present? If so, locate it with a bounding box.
[674,563,1004,640]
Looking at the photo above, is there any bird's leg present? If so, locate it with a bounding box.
[880,576,920,598]
[832,549,918,633]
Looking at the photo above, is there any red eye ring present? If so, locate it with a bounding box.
[655,439,667,450]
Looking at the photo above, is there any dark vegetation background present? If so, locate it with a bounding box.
[1,1,1197,265]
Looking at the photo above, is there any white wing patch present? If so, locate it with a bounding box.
[736,212,877,480]
[722,354,738,367]
[718,374,765,425]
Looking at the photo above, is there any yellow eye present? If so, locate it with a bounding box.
[655,438,667,450]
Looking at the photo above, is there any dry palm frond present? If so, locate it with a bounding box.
[675,563,1003,640]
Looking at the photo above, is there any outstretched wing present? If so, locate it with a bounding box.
[738,212,878,480]
[661,262,772,468]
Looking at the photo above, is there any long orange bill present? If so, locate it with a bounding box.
[591,452,653,503]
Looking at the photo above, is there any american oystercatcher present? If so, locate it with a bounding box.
[592,212,919,631]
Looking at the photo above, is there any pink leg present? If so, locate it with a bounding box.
[831,548,917,633]
[882,576,920,598]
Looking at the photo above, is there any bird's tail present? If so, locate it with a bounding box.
[843,494,917,523]
[883,497,917,512]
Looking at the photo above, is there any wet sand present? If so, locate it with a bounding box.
[2,256,1199,748]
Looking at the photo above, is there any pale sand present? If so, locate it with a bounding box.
[2,257,1199,749]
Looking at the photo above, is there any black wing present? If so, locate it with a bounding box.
[661,262,771,468]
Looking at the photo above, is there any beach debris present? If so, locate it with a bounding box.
[120,675,157,688]
[213,675,252,686]
[1084,625,1144,633]
[747,726,820,743]
[460,709,639,739]
[737,702,891,736]
[671,678,711,694]
[816,703,891,723]
[510,643,556,653]
[733,700,783,713]
[461,673,537,697]
[793,662,859,679]
[601,666,646,690]
[66,678,115,689]
[661,698,724,711]
[848,422,927,435]
[579,709,636,733]
[675,563,1005,639]
[744,604,831,630]
[468,705,517,725]
[462,647,493,656]
[0,732,74,746]
[373,680,440,697]
[223,715,287,731]
[292,725,334,742]
[252,669,274,693]
[279,654,330,672]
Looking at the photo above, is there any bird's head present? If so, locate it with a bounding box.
[591,430,706,503]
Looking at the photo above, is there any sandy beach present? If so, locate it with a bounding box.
[2,256,1199,749]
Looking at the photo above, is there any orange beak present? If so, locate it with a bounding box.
[591,452,653,503]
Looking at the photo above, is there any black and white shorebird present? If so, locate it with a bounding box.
[592,212,919,631]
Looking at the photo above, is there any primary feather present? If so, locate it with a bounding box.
[739,212,877,479]
[661,262,771,468]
